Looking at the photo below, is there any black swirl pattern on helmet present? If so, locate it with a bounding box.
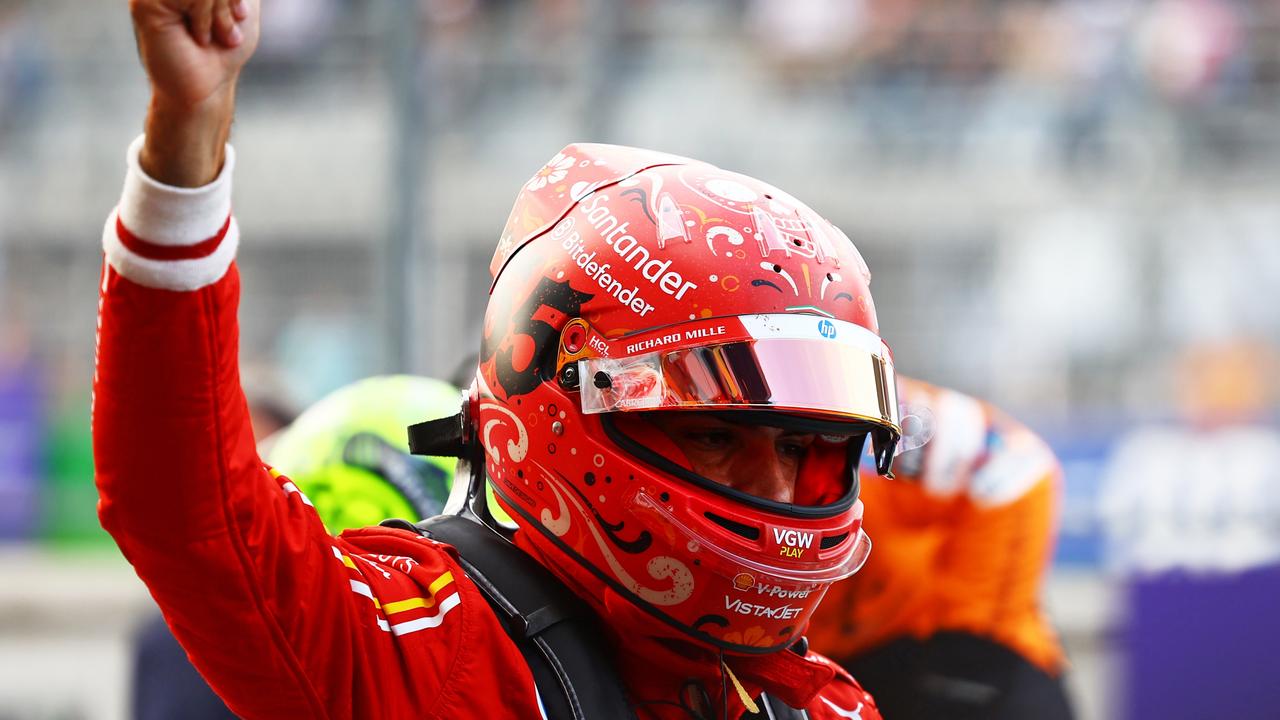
[620,187,657,224]
[750,278,783,293]
[692,614,730,631]
[562,470,653,554]
[482,275,593,399]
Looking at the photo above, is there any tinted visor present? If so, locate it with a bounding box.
[578,318,901,474]
[605,411,867,513]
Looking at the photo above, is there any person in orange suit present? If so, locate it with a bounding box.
[809,376,1074,719]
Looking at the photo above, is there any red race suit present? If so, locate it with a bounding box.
[92,137,883,720]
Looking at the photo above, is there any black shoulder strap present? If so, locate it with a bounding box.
[751,692,809,720]
[406,515,637,720]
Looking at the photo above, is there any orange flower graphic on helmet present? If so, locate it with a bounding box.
[721,625,774,648]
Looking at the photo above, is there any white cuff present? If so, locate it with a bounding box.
[103,135,239,291]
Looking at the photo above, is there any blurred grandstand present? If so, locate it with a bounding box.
[1,0,1277,718]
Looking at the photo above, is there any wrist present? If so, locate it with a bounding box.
[106,134,239,292]
[140,85,237,188]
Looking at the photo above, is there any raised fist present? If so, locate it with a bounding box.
[130,0,260,186]
[129,0,260,109]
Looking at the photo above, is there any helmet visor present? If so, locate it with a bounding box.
[578,315,900,460]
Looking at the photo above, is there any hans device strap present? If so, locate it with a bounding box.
[385,514,636,720]
[749,693,810,719]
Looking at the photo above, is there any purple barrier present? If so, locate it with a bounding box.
[0,358,42,539]
[1125,566,1280,720]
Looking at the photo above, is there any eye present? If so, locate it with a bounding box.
[686,428,735,450]
[777,435,814,460]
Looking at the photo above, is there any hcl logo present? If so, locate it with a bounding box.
[817,320,837,339]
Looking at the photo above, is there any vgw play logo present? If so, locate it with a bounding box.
[773,527,815,558]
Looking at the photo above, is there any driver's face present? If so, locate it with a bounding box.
[645,413,816,503]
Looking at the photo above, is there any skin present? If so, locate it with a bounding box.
[646,413,816,503]
[129,0,260,187]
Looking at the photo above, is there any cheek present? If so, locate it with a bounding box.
[685,450,735,487]
[783,456,804,482]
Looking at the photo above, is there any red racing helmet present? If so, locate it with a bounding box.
[471,144,901,655]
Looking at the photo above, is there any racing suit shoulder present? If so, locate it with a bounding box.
[895,378,1060,508]
[810,379,1066,675]
[93,138,543,720]
[331,523,547,720]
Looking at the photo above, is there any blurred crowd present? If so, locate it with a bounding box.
[25,0,1262,170]
[400,0,1280,171]
[746,0,1280,168]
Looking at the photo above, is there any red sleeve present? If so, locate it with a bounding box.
[91,139,543,719]
[96,254,334,716]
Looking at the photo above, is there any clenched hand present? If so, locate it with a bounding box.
[129,0,260,186]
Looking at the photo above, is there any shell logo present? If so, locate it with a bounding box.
[732,573,755,591]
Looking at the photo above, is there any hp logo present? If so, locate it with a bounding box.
[817,320,837,339]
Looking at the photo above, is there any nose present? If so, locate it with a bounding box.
[731,438,795,503]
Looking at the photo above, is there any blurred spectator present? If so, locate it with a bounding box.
[250,0,340,79]
[1052,0,1141,169]
[1133,0,1239,104]
[1250,1,1280,102]
[810,377,1074,720]
[747,0,866,87]
[419,0,484,132]
[962,1,1075,170]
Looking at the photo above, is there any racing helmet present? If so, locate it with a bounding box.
[473,145,901,655]
[266,375,460,532]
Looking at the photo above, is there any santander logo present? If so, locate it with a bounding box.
[578,192,699,301]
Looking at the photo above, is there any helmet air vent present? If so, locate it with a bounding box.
[819,532,849,549]
[703,512,760,541]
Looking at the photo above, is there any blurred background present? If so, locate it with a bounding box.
[1,0,1278,717]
